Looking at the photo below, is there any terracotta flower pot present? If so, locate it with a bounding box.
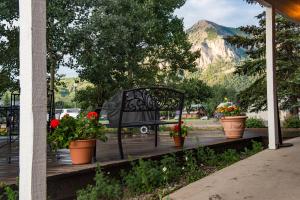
[69,139,96,165]
[220,116,248,139]
[173,136,185,148]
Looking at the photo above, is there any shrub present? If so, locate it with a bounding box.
[219,149,240,167]
[77,168,122,200]
[242,140,264,157]
[183,151,205,183]
[246,117,266,128]
[196,146,220,166]
[283,116,300,128]
[0,183,18,200]
[123,159,163,195]
[159,154,181,184]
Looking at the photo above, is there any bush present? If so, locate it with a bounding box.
[219,149,240,167]
[123,159,163,195]
[283,116,300,128]
[183,151,205,183]
[76,142,264,199]
[160,154,181,184]
[242,140,264,157]
[246,117,266,128]
[77,168,122,200]
[0,183,18,200]
[196,146,220,166]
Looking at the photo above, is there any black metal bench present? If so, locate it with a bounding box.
[117,87,185,159]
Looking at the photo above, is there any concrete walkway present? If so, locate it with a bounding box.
[168,137,300,200]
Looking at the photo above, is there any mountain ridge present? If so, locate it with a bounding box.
[187,20,245,69]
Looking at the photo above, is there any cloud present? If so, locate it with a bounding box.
[175,0,264,28]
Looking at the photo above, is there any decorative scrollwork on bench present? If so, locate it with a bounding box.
[122,88,184,112]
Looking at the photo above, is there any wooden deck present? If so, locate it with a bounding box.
[0,130,269,199]
[0,130,265,185]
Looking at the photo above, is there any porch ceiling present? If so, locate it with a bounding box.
[259,0,300,23]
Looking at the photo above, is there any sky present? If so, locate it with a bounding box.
[59,0,264,77]
[175,0,264,29]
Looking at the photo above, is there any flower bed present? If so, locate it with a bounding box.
[77,140,263,200]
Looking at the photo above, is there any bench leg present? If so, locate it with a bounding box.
[118,127,124,159]
[155,125,158,147]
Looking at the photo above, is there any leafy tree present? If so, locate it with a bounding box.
[226,12,300,114]
[0,70,16,96]
[0,1,19,93]
[198,59,254,92]
[74,86,113,110]
[0,0,92,93]
[70,0,199,109]
[175,78,212,113]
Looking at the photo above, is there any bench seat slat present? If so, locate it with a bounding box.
[120,120,178,128]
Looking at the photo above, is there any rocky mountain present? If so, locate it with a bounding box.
[187,20,245,69]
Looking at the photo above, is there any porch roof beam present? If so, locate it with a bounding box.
[257,0,300,23]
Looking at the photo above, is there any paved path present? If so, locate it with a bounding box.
[168,137,300,200]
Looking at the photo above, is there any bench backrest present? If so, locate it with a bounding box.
[121,87,184,112]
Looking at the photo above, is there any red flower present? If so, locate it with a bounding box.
[87,112,99,120]
[173,124,179,132]
[50,119,60,129]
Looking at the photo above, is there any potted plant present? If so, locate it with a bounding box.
[216,98,247,139]
[169,122,189,148]
[48,112,107,165]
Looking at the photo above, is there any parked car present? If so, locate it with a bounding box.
[58,108,81,119]
[200,116,209,120]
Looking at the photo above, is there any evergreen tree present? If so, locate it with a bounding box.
[226,12,300,114]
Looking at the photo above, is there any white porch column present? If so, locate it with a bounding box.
[266,6,279,149]
[19,0,47,199]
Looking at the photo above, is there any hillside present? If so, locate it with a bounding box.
[187,20,245,69]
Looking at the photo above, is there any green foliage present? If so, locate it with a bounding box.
[1,92,10,106]
[48,114,107,150]
[283,116,300,128]
[0,1,19,93]
[199,59,254,91]
[226,12,300,113]
[76,142,264,198]
[74,86,112,111]
[0,0,92,92]
[242,140,264,157]
[0,71,17,96]
[77,168,122,200]
[48,115,77,149]
[174,78,212,112]
[70,0,199,108]
[206,27,218,41]
[246,117,266,128]
[123,159,163,195]
[160,154,181,184]
[0,183,18,200]
[169,123,190,137]
[183,151,205,183]
[219,149,240,166]
[196,146,220,166]
[55,78,92,109]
